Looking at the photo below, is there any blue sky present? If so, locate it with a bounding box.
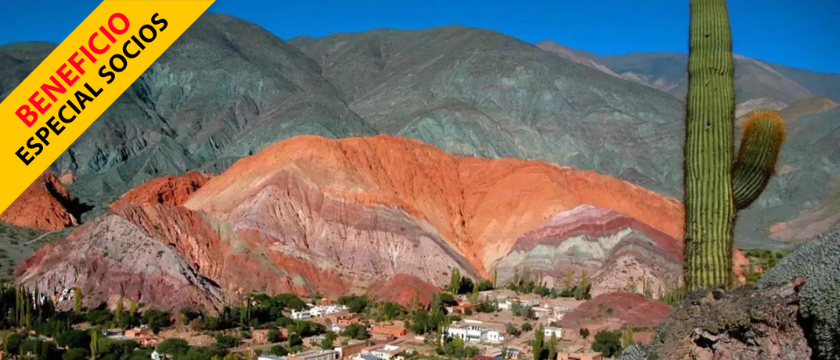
[1,0,838,73]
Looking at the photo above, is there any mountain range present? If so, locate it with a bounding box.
[1,13,839,309]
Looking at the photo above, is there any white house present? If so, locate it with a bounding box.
[291,309,312,320]
[446,319,506,344]
[258,356,286,360]
[309,305,344,317]
[543,327,563,339]
[369,344,402,360]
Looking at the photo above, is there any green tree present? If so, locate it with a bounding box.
[156,338,190,357]
[337,295,370,314]
[114,297,124,327]
[449,268,461,294]
[269,345,288,356]
[564,269,573,290]
[341,324,369,340]
[214,334,240,349]
[90,330,98,360]
[287,333,302,347]
[592,330,621,358]
[141,309,172,333]
[74,288,83,314]
[5,333,25,354]
[579,328,590,345]
[547,333,557,360]
[469,282,480,303]
[532,324,545,360]
[492,267,498,289]
[621,327,635,347]
[574,271,590,300]
[56,330,92,349]
[63,348,90,360]
[505,323,520,337]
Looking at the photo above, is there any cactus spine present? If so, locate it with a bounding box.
[684,0,786,290]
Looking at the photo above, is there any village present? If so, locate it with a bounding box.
[0,269,645,360]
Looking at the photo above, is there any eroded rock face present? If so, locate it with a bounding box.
[493,205,682,297]
[18,135,690,310]
[111,171,210,209]
[642,280,811,360]
[186,135,684,277]
[14,215,222,311]
[0,172,78,230]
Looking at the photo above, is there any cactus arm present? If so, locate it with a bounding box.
[684,0,737,290]
[732,111,787,209]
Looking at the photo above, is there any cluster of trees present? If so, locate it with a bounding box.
[742,249,790,284]
[336,294,409,321]
[183,293,308,332]
[4,329,155,360]
[341,323,370,340]
[437,335,479,358]
[572,327,637,359]
[591,329,622,358]
[447,269,493,296]
[506,267,591,300]
[406,294,450,336]
[155,338,232,360]
[0,285,182,359]
[624,277,655,299]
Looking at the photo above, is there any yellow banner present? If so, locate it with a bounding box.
[0,0,214,214]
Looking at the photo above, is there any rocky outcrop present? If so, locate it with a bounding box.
[111,171,210,209]
[625,229,840,360]
[0,172,78,230]
[367,274,442,307]
[757,228,840,359]
[634,280,811,360]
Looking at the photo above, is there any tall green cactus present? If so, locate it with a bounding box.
[684,0,786,291]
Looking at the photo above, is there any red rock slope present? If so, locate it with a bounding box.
[110,171,210,209]
[0,172,77,230]
[186,135,684,275]
[367,273,442,307]
[558,292,673,331]
[19,135,690,310]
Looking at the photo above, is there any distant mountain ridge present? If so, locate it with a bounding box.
[536,40,840,105]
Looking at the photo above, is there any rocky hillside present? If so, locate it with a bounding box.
[1,15,376,211]
[1,16,836,248]
[559,292,673,332]
[110,171,210,209]
[290,27,684,197]
[0,172,80,231]
[17,135,688,310]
